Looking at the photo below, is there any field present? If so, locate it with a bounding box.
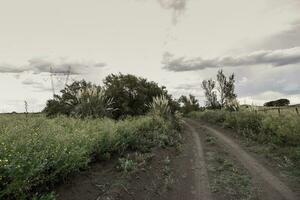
[1,107,299,200]
[0,114,180,199]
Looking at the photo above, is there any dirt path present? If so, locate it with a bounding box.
[184,122,213,200]
[186,119,298,200]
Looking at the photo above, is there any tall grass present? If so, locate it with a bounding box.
[0,114,180,199]
[188,110,300,146]
[188,110,300,179]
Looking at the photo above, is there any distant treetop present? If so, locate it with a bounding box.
[264,99,290,107]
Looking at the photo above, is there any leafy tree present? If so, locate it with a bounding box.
[178,94,200,114]
[103,73,176,119]
[217,69,226,106]
[224,73,237,103]
[217,69,237,107]
[201,79,219,109]
[264,99,290,107]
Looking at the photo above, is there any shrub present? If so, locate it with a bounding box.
[71,86,114,118]
[178,94,200,115]
[43,80,112,118]
[261,115,300,146]
[148,95,171,118]
[0,114,178,199]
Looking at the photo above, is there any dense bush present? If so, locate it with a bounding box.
[0,114,180,199]
[44,74,179,119]
[43,80,113,118]
[104,73,178,119]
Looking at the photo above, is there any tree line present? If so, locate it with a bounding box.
[43,73,202,118]
[43,71,291,118]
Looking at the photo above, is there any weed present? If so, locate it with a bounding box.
[205,135,217,145]
[0,114,180,199]
[117,157,137,174]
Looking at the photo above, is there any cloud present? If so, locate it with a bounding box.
[157,0,187,24]
[162,47,300,72]
[21,78,52,92]
[0,64,29,73]
[235,65,300,97]
[254,21,300,50]
[0,57,106,75]
[174,83,202,90]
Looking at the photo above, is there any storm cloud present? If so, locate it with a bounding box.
[162,47,300,72]
[157,0,187,24]
[0,57,106,75]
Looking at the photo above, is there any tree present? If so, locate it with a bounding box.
[178,94,200,114]
[201,79,219,109]
[44,74,179,119]
[217,69,226,106]
[224,73,237,103]
[264,99,290,107]
[103,73,177,119]
[216,69,237,107]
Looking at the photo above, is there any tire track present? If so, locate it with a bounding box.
[184,122,213,200]
[187,119,297,200]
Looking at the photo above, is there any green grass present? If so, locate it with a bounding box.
[188,110,300,146]
[0,114,180,199]
[256,106,300,117]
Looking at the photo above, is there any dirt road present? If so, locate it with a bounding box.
[186,119,298,200]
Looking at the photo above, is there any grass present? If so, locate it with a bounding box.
[0,114,180,199]
[254,105,300,117]
[207,152,257,200]
[188,109,300,182]
[203,134,258,200]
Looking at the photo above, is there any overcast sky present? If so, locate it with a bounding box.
[1,0,300,112]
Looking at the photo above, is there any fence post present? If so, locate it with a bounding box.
[296,107,299,116]
[278,108,281,116]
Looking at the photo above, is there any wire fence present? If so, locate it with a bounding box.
[256,106,300,116]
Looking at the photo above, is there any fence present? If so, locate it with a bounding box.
[256,106,300,116]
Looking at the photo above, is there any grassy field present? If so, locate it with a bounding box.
[248,105,300,117]
[0,114,181,199]
[188,109,300,182]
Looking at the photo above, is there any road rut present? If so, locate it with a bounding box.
[184,122,213,200]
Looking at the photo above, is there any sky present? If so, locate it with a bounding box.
[0,0,300,112]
